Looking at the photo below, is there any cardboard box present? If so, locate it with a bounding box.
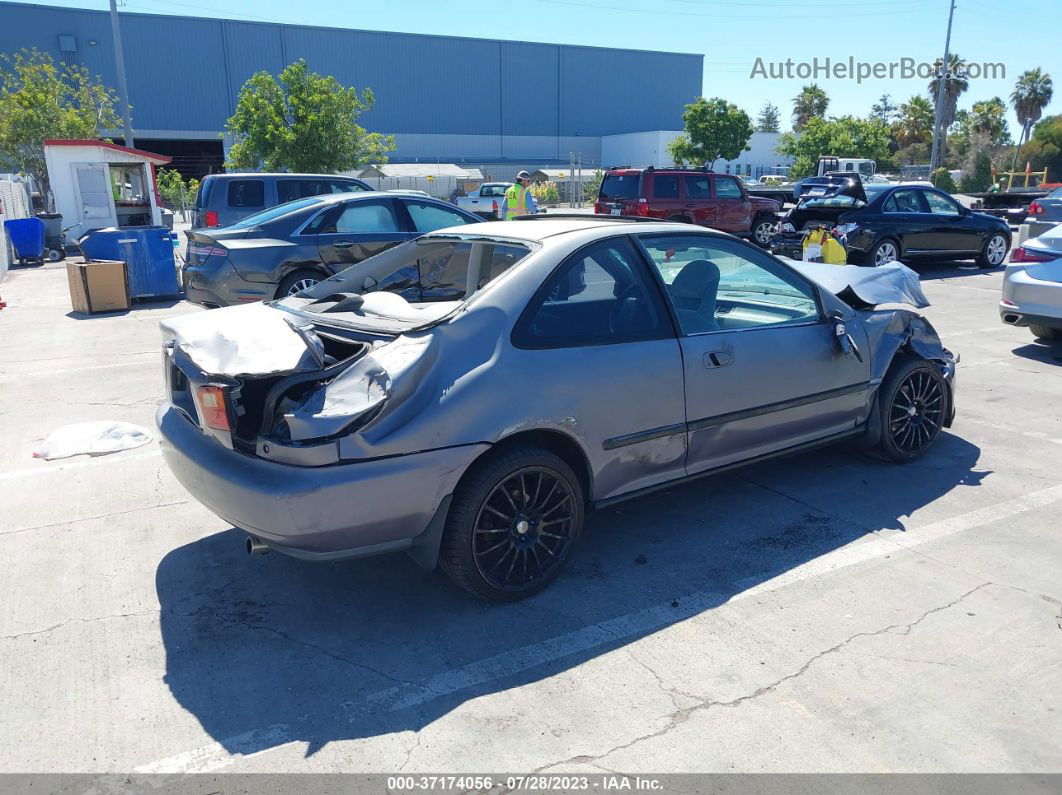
[66,258,129,314]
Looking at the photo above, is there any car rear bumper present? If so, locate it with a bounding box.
[182,259,274,308]
[1000,265,1062,328]
[157,404,488,560]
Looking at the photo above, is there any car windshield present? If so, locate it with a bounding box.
[599,174,640,199]
[285,235,535,327]
[865,185,890,201]
[228,197,325,228]
[479,185,508,197]
[1049,187,1062,199]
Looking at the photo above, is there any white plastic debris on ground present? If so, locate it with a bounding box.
[784,259,930,309]
[33,421,152,461]
[159,302,320,376]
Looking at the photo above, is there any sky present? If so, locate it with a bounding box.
[24,0,1062,136]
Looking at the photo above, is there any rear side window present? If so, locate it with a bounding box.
[514,238,670,349]
[405,201,474,233]
[714,177,742,198]
[653,175,679,199]
[685,175,710,199]
[227,179,264,208]
[329,179,367,194]
[599,174,640,200]
[326,201,399,234]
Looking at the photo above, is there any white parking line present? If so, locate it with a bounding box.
[0,449,162,481]
[135,481,1062,774]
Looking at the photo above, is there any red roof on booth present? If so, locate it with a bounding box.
[43,139,172,165]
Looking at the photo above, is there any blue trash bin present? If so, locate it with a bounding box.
[79,227,180,300]
[4,218,46,264]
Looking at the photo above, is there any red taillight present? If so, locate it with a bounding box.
[594,201,604,214]
[492,200,498,214]
[635,197,649,217]
[1029,201,1044,215]
[195,385,231,431]
[204,210,220,227]
[1011,246,1053,263]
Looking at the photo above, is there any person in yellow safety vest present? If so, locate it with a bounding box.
[501,170,539,220]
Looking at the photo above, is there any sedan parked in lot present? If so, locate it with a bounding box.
[182,192,483,307]
[1000,223,1062,339]
[771,174,1011,267]
[159,217,957,600]
[1027,186,1062,224]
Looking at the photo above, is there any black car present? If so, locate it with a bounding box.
[183,192,483,307]
[770,174,1011,268]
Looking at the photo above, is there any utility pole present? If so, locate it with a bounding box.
[928,0,956,173]
[109,0,135,148]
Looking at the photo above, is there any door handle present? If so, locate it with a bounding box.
[703,350,734,368]
[333,240,355,248]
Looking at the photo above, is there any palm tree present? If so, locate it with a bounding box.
[893,95,935,147]
[792,84,828,131]
[969,97,1008,144]
[1009,68,1054,174]
[928,53,969,163]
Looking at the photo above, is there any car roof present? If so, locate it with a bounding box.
[431,217,730,243]
[203,173,366,180]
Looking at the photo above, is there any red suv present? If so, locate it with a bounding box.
[594,167,781,247]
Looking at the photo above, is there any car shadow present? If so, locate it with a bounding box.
[901,259,1000,281]
[1012,340,1062,365]
[155,432,987,759]
[65,297,184,320]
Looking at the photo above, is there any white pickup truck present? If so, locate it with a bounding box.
[456,182,511,219]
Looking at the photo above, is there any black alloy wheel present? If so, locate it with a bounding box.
[439,445,585,601]
[875,359,947,462]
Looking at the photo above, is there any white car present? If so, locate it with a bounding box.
[1000,224,1062,340]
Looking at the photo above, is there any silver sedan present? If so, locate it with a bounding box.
[158,217,958,600]
[1001,224,1062,340]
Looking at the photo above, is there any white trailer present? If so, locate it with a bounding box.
[43,139,171,239]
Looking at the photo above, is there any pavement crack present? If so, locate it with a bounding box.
[398,731,422,772]
[538,582,992,770]
[0,500,191,537]
[2,608,158,640]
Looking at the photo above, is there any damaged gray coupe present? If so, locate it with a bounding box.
[158,217,958,600]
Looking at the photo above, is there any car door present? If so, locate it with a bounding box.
[510,236,688,501]
[711,175,752,233]
[649,172,682,220]
[636,233,871,474]
[316,198,410,272]
[881,188,934,254]
[922,189,981,254]
[683,174,718,226]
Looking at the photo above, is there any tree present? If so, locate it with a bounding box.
[968,97,1010,144]
[928,54,969,164]
[755,102,780,133]
[792,84,828,132]
[582,169,604,203]
[1009,67,1054,175]
[0,48,121,209]
[156,168,199,221]
[892,95,934,147]
[776,116,892,180]
[870,93,897,123]
[667,97,753,168]
[225,59,395,173]
[960,146,993,193]
[931,167,957,193]
[1022,114,1062,181]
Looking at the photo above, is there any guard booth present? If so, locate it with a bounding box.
[43,139,171,239]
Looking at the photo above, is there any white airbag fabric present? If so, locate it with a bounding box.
[33,421,152,460]
[785,259,930,308]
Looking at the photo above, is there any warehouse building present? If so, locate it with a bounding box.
[0,2,703,179]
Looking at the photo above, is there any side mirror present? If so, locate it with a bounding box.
[829,311,863,362]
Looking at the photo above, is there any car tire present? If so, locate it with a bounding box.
[751,216,776,248]
[978,232,1009,268]
[276,269,325,299]
[439,444,585,601]
[1029,324,1060,340]
[868,238,900,267]
[873,357,948,463]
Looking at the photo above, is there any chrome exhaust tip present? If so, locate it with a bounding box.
[246,535,271,556]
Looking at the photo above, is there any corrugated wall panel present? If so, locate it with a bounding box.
[500,42,558,138]
[120,14,229,131]
[560,48,700,135]
[281,27,502,136]
[221,21,286,111]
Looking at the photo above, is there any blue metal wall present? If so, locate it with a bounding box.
[0,2,702,139]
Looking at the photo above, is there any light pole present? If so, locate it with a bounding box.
[109,0,135,148]
[928,0,956,173]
